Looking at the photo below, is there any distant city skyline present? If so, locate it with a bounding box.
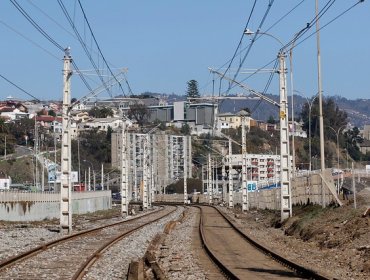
[1,1,369,101]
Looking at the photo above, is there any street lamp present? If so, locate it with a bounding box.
[244,29,292,220]
[294,90,319,172]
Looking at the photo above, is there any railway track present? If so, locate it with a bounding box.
[197,205,330,280]
[0,206,177,279]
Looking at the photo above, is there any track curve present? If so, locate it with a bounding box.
[197,205,330,280]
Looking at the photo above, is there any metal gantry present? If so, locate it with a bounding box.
[228,139,234,208]
[120,121,128,217]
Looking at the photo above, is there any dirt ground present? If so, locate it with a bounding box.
[227,179,370,279]
[229,186,370,280]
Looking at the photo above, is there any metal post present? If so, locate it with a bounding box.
[101,163,104,190]
[60,48,72,234]
[93,170,96,191]
[88,167,91,191]
[278,51,292,221]
[183,136,188,204]
[143,136,148,210]
[228,139,233,208]
[133,135,138,201]
[222,147,226,203]
[352,162,357,209]
[208,153,212,204]
[148,135,152,208]
[316,0,326,207]
[120,121,128,217]
[241,113,248,212]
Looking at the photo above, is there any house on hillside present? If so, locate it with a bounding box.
[0,173,11,190]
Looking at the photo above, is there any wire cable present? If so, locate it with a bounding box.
[77,0,130,96]
[10,0,94,94]
[0,73,41,102]
[57,0,112,96]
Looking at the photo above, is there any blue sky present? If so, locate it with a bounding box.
[1,0,369,102]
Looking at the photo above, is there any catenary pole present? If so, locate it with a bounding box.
[60,48,72,234]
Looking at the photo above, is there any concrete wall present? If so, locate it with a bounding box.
[0,190,111,221]
[155,172,337,210]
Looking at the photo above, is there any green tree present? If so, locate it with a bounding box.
[128,102,151,126]
[88,106,114,118]
[8,118,35,145]
[186,80,200,99]
[344,127,363,161]
[180,123,191,135]
[48,110,56,117]
[267,115,276,124]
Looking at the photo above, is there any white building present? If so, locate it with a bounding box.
[0,174,11,190]
[78,117,122,132]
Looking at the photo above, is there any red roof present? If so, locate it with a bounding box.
[36,115,62,122]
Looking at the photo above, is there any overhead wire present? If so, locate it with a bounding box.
[77,0,131,96]
[0,19,60,61]
[57,0,112,97]
[0,73,41,102]
[9,0,94,96]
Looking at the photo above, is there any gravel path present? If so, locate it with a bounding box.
[156,207,209,280]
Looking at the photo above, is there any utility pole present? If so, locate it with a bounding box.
[316,0,326,207]
[101,163,104,190]
[222,146,226,203]
[60,48,72,234]
[120,121,128,217]
[352,162,357,209]
[240,111,249,212]
[133,134,138,201]
[143,135,148,210]
[278,51,292,221]
[208,153,212,204]
[228,139,233,208]
[183,136,188,204]
[88,167,91,191]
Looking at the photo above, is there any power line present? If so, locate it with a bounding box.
[57,0,112,96]
[0,19,60,61]
[0,73,41,102]
[10,0,65,51]
[77,0,131,96]
[10,0,94,95]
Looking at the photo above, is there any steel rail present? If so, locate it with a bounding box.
[198,205,331,280]
[72,206,178,279]
[0,206,165,271]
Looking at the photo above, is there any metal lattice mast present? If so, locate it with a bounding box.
[228,139,233,208]
[148,135,152,207]
[208,153,212,204]
[133,134,138,201]
[241,113,249,212]
[222,147,226,203]
[183,136,188,204]
[120,121,128,217]
[142,135,149,210]
[60,48,72,234]
[278,51,292,221]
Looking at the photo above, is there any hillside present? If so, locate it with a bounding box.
[217,94,370,128]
